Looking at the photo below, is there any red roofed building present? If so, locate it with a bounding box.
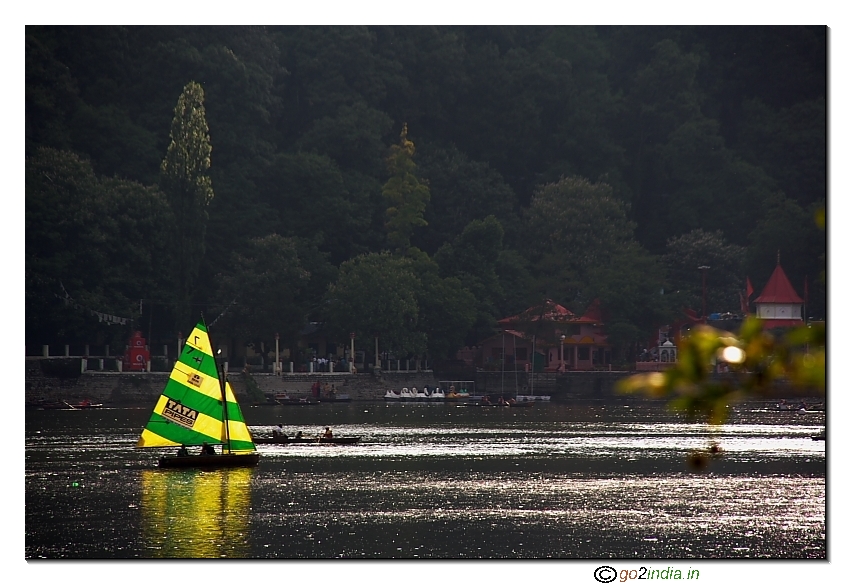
[753,262,804,329]
[465,299,609,371]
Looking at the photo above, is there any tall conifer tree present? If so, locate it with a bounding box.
[160,81,214,333]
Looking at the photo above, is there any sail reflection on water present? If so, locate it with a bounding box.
[140,468,254,558]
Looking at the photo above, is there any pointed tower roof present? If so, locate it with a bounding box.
[754,263,803,304]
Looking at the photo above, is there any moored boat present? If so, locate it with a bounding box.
[426,386,445,401]
[321,394,352,402]
[399,387,418,400]
[440,380,474,400]
[409,387,427,401]
[514,394,550,403]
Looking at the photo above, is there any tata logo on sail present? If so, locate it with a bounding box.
[162,399,199,429]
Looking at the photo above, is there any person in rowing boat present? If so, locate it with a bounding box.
[177,445,189,457]
[295,431,303,439]
[272,424,288,441]
[322,427,333,439]
[201,442,216,455]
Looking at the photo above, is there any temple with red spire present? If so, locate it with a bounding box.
[753,254,804,329]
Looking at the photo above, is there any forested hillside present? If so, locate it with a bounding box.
[25,25,826,363]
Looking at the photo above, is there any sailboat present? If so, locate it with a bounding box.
[137,320,260,468]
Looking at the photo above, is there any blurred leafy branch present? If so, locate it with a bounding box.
[618,318,825,424]
[619,205,825,427]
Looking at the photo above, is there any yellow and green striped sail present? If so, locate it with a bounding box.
[137,321,256,454]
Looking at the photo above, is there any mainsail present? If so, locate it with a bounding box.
[137,321,256,454]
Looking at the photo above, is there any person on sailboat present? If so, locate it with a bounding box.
[201,442,216,455]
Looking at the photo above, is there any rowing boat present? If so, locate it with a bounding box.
[254,435,361,445]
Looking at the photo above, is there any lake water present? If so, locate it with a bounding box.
[25,399,825,559]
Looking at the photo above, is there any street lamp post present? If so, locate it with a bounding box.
[560,335,566,372]
[698,265,711,322]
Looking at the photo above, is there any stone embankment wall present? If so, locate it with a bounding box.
[237,370,439,401]
[26,358,820,406]
[26,358,169,406]
[25,358,438,406]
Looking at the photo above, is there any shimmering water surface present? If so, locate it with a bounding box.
[25,400,825,559]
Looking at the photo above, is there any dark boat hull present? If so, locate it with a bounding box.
[275,398,318,406]
[255,436,361,445]
[38,401,104,410]
[158,452,260,468]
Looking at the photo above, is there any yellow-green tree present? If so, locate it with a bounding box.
[382,124,430,254]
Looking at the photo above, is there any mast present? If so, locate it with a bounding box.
[531,335,535,396]
[204,315,231,453]
[513,334,518,395]
[501,333,505,397]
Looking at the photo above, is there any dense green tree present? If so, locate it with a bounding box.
[257,151,375,265]
[736,97,826,209]
[297,101,394,176]
[538,26,627,194]
[615,37,706,250]
[494,249,536,320]
[274,26,397,140]
[523,176,635,303]
[435,216,507,345]
[585,242,671,361]
[662,229,746,316]
[25,33,80,155]
[415,143,519,254]
[26,148,171,346]
[213,234,313,367]
[323,252,425,359]
[407,255,477,360]
[373,27,469,145]
[24,25,826,356]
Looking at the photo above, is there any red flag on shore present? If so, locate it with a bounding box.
[742,276,754,314]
